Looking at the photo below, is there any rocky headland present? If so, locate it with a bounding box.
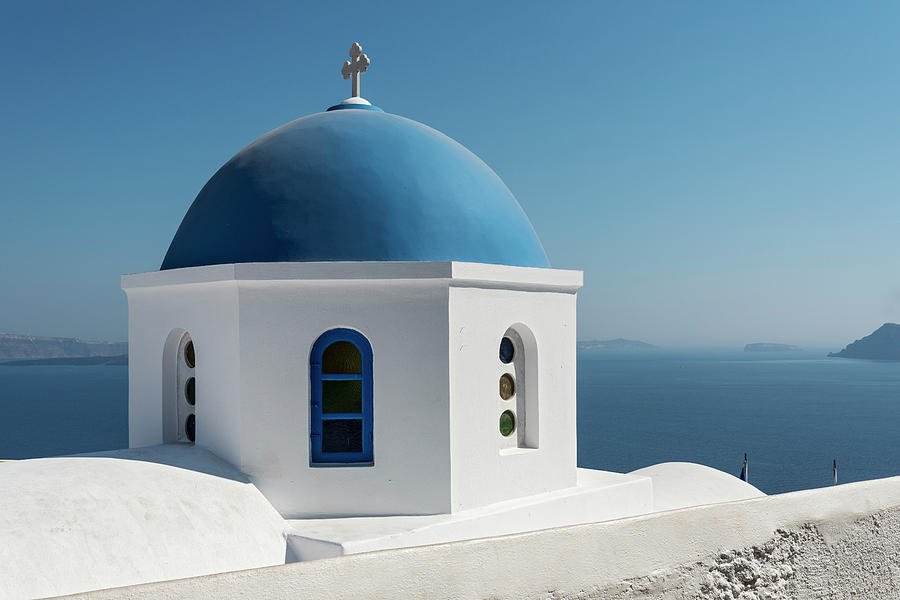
[828,323,900,360]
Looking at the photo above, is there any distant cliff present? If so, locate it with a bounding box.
[744,343,801,352]
[0,334,127,360]
[578,338,656,351]
[0,354,127,366]
[828,323,900,360]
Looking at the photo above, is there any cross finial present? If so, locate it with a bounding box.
[341,42,370,98]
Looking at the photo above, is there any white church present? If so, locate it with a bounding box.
[0,44,770,599]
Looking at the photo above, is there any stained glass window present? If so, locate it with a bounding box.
[310,329,373,464]
[499,373,515,400]
[184,340,195,368]
[322,420,364,453]
[322,380,362,413]
[499,337,514,364]
[322,341,362,374]
[185,377,196,406]
[499,410,516,437]
[185,414,196,443]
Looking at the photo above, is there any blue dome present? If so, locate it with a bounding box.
[161,106,549,270]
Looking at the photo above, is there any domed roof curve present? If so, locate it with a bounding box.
[161,107,549,270]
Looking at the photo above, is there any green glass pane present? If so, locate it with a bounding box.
[499,410,516,437]
[323,380,362,413]
[322,341,362,374]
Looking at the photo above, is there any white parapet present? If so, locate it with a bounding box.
[60,475,900,600]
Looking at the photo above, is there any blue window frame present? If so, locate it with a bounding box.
[310,328,373,464]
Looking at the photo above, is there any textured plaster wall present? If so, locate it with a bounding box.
[578,510,900,599]
[62,476,900,600]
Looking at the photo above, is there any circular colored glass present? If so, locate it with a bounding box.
[185,414,196,443]
[184,340,195,368]
[499,410,516,437]
[185,377,196,406]
[499,337,515,364]
[499,373,515,400]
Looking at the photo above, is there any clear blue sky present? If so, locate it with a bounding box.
[1,1,899,347]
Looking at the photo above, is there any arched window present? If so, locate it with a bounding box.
[310,328,373,464]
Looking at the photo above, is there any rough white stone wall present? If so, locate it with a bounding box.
[578,511,900,599]
[62,476,900,600]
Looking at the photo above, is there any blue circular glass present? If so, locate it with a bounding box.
[499,337,515,364]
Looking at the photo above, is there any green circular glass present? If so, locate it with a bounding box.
[499,410,516,437]
[499,373,515,400]
[185,377,196,406]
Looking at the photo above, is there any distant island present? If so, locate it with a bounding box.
[578,338,656,351]
[0,333,126,360]
[0,354,127,366]
[828,323,900,361]
[744,343,801,352]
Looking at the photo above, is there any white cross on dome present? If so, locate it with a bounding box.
[341,42,370,98]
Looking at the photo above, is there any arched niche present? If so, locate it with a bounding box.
[162,328,196,444]
[498,323,539,450]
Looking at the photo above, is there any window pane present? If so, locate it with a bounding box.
[184,340,195,368]
[322,419,363,453]
[185,414,196,443]
[499,373,515,400]
[322,380,362,413]
[499,410,516,437]
[185,377,196,406]
[322,341,362,374]
[499,336,515,364]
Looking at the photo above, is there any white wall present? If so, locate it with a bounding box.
[125,279,242,466]
[236,277,452,517]
[124,262,583,518]
[448,285,578,511]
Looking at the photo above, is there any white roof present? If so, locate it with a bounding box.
[0,445,286,599]
[629,462,765,512]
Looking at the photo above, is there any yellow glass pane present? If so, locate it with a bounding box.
[499,373,515,400]
[322,341,362,374]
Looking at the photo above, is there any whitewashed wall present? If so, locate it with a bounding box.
[124,262,583,519]
[448,284,578,511]
[125,273,242,466]
[236,277,451,517]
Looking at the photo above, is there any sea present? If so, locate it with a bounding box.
[1,349,898,495]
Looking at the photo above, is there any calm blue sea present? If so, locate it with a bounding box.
[577,349,900,494]
[1,350,898,494]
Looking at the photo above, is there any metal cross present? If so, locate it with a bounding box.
[341,42,370,98]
